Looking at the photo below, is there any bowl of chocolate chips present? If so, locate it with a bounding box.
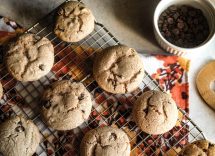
[154,0,215,56]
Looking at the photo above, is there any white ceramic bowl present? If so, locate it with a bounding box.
[154,0,215,56]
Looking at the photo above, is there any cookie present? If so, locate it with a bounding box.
[132,91,178,134]
[196,61,215,110]
[6,33,54,82]
[54,1,95,42]
[80,126,130,156]
[0,116,41,156]
[179,140,215,156]
[41,80,92,130]
[93,45,144,94]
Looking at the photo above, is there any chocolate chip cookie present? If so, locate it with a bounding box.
[0,116,41,156]
[132,91,178,134]
[41,80,92,130]
[179,140,215,156]
[80,126,130,156]
[54,1,95,42]
[93,45,145,94]
[6,33,54,82]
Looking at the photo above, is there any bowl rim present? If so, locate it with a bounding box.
[153,0,215,51]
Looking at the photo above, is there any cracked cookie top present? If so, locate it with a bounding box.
[132,91,178,135]
[93,45,144,94]
[0,116,41,156]
[6,33,54,82]
[179,140,215,156]
[41,80,92,130]
[54,1,95,42]
[80,126,130,156]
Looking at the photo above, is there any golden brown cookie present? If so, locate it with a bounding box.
[54,1,95,42]
[41,80,92,130]
[132,91,178,135]
[80,127,130,156]
[93,45,144,94]
[0,116,41,156]
[6,33,54,82]
[196,61,215,110]
[178,140,215,156]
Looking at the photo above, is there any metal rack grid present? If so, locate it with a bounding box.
[0,0,206,156]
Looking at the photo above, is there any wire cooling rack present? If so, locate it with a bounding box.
[0,0,206,156]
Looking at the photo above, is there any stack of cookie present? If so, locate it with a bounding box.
[0,1,213,156]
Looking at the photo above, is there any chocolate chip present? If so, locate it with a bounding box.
[109,133,117,141]
[15,125,25,132]
[167,17,174,24]
[169,6,177,12]
[78,93,85,100]
[177,22,184,29]
[162,26,168,31]
[161,31,165,37]
[172,28,179,35]
[192,28,198,34]
[158,20,163,24]
[197,34,204,41]
[181,6,188,14]
[161,12,167,17]
[189,10,196,17]
[183,23,188,32]
[197,25,204,31]
[165,31,171,37]
[176,39,183,45]
[177,18,184,23]
[185,34,192,40]
[143,107,149,115]
[193,19,199,25]
[209,143,215,147]
[39,64,45,71]
[17,121,22,124]
[43,101,51,109]
[173,13,180,20]
[58,8,64,15]
[203,30,209,36]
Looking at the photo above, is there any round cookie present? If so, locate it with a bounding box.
[179,140,215,156]
[80,126,130,156]
[41,80,92,130]
[93,45,144,94]
[132,91,178,135]
[196,61,215,110]
[54,1,95,42]
[6,33,54,82]
[0,116,41,156]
